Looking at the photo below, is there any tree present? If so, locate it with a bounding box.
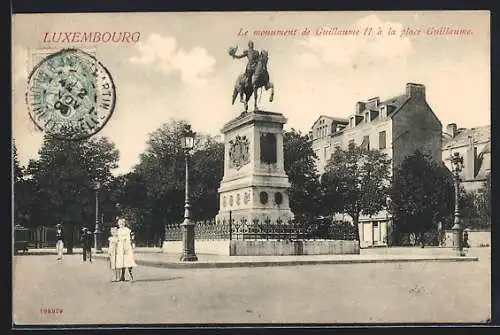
[283,129,322,219]
[190,137,224,221]
[126,119,224,242]
[29,134,119,253]
[13,140,32,227]
[391,150,454,245]
[13,140,23,183]
[460,173,491,229]
[321,145,392,243]
[476,173,491,227]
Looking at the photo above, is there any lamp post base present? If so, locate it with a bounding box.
[180,254,198,262]
[180,220,198,262]
[94,231,103,253]
[451,224,464,257]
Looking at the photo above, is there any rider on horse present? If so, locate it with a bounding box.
[231,40,260,88]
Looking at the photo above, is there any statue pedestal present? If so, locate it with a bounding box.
[216,111,294,225]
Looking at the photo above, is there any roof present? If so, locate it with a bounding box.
[312,115,349,128]
[481,142,491,154]
[443,125,490,149]
[381,95,410,115]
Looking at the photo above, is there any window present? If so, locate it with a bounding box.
[323,147,327,160]
[379,131,387,149]
[365,112,369,122]
[348,139,355,149]
[380,106,387,118]
[361,135,370,150]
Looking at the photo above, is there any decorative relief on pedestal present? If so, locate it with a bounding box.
[229,195,234,207]
[243,192,250,205]
[259,191,269,204]
[274,192,283,205]
[229,135,250,170]
[236,193,241,205]
[222,196,227,208]
[260,132,277,164]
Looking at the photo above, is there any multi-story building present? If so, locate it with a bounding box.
[310,83,442,247]
[442,124,490,192]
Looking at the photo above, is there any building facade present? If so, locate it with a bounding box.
[311,83,442,247]
[442,124,490,193]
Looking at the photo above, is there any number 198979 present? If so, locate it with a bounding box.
[40,308,63,315]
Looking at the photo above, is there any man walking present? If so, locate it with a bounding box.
[81,228,93,263]
[55,224,64,262]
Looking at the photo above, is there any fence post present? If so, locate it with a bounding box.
[229,211,232,241]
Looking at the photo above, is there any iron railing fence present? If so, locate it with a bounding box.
[15,224,162,250]
[164,218,357,241]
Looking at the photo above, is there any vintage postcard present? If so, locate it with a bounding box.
[12,11,491,326]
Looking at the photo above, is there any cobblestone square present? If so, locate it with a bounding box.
[13,248,490,325]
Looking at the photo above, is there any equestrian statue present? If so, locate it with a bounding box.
[228,41,274,112]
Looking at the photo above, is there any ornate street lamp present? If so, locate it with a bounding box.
[180,124,198,261]
[450,152,465,256]
[385,195,392,246]
[92,179,102,253]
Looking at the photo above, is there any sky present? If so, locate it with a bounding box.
[12,11,490,175]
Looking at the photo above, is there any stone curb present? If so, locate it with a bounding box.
[92,254,479,269]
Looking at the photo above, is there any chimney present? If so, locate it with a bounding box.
[465,135,476,180]
[446,123,457,138]
[405,83,426,100]
[356,102,366,114]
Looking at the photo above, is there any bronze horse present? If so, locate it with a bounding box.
[231,50,274,112]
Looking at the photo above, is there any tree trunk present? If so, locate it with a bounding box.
[65,222,74,254]
[353,214,361,246]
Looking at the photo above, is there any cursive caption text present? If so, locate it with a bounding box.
[237,26,474,38]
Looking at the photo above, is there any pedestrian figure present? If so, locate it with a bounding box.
[108,227,120,282]
[131,231,136,249]
[116,218,137,282]
[463,232,469,248]
[409,233,416,246]
[81,228,93,263]
[55,224,64,262]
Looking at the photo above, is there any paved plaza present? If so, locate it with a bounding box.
[13,248,490,325]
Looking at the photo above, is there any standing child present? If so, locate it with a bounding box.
[108,227,119,282]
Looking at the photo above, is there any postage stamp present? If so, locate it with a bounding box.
[25,48,116,140]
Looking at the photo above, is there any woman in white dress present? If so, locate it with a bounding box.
[116,218,137,282]
[108,227,119,282]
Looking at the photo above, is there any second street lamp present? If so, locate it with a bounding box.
[93,179,102,253]
[450,152,465,257]
[180,124,198,262]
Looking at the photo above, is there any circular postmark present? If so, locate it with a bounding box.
[25,48,116,140]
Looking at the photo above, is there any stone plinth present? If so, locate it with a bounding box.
[216,111,294,225]
[230,240,360,256]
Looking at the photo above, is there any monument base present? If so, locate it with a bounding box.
[216,207,294,226]
[216,110,295,226]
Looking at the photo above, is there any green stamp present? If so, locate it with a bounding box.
[25,48,116,140]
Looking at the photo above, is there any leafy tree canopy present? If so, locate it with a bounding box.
[283,129,322,218]
[321,145,392,240]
